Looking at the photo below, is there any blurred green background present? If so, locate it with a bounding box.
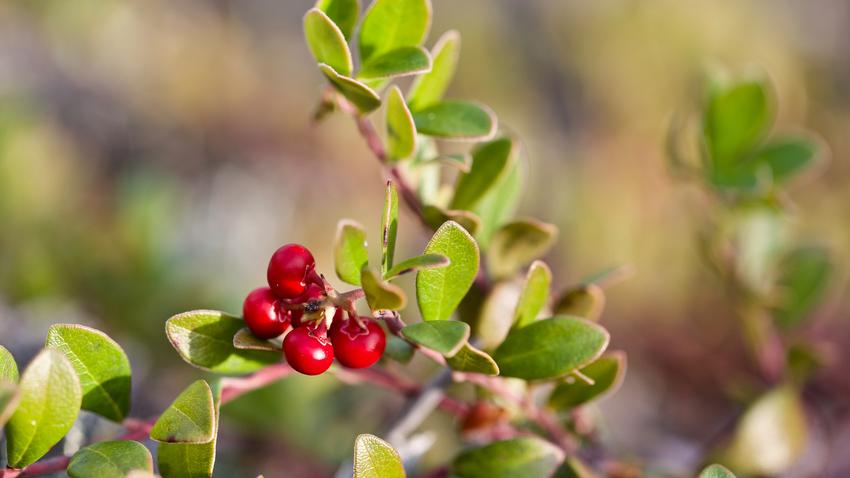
[1,1,848,476]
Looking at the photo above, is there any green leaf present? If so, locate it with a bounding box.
[353,434,405,478]
[554,457,597,478]
[166,310,280,375]
[151,380,215,444]
[383,335,414,364]
[553,284,605,322]
[358,0,431,63]
[752,136,820,184]
[474,157,524,248]
[157,381,222,478]
[452,437,564,478]
[319,64,381,113]
[6,349,82,468]
[478,281,522,350]
[386,86,416,161]
[704,77,772,165]
[0,379,20,428]
[451,138,516,211]
[513,260,551,328]
[412,100,497,141]
[304,8,353,76]
[359,46,431,80]
[416,221,480,321]
[772,245,831,328]
[233,328,282,352]
[335,220,370,286]
[408,30,460,111]
[384,253,449,279]
[721,385,807,476]
[493,316,609,381]
[402,320,470,357]
[488,219,558,279]
[423,153,472,172]
[68,440,154,478]
[548,352,626,410]
[446,343,499,375]
[422,205,481,236]
[382,181,399,274]
[45,324,132,422]
[0,344,18,382]
[362,267,407,310]
[699,464,736,478]
[315,0,359,40]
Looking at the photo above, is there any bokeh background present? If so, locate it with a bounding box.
[1,0,849,476]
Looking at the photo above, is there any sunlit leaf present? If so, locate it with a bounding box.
[408,30,461,111]
[704,76,771,165]
[514,261,551,328]
[315,0,359,40]
[358,0,431,63]
[68,441,153,478]
[320,64,381,113]
[413,101,497,141]
[386,86,417,161]
[362,267,407,310]
[548,352,626,410]
[360,46,431,80]
[553,284,605,322]
[157,380,222,478]
[0,344,18,382]
[416,221,480,321]
[422,205,481,236]
[384,253,449,279]
[151,380,215,444]
[451,138,516,211]
[446,343,499,375]
[335,220,370,286]
[233,328,282,352]
[353,434,405,478]
[699,464,736,478]
[474,156,524,248]
[488,219,558,279]
[402,320,469,357]
[304,8,353,76]
[452,437,564,478]
[382,181,399,274]
[0,380,19,429]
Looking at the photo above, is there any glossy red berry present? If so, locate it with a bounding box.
[330,317,386,369]
[243,287,288,339]
[267,244,315,299]
[289,282,326,327]
[283,325,334,375]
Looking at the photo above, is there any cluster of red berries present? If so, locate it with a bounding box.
[242,244,386,375]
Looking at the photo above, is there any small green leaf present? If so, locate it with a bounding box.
[451,138,516,211]
[353,434,405,478]
[416,221,480,321]
[753,136,820,183]
[362,268,407,310]
[304,8,353,76]
[382,181,399,274]
[335,220,370,286]
[68,440,154,478]
[548,352,626,410]
[452,437,564,478]
[6,349,82,468]
[474,157,524,248]
[412,100,497,141]
[721,385,807,476]
[46,324,132,422]
[422,205,481,236]
[478,281,522,350]
[402,320,470,357]
[704,77,772,165]
[0,344,18,382]
[320,64,381,113]
[493,316,609,381]
[386,86,416,161]
[0,379,20,428]
[514,261,552,328]
[359,46,431,80]
[488,219,558,279]
[166,310,280,375]
[446,343,499,375]
[151,380,215,444]
[408,30,460,111]
[383,335,415,363]
[699,464,736,478]
[358,0,431,63]
[233,328,282,352]
[157,381,222,478]
[772,245,831,328]
[553,284,605,322]
[315,0,359,40]
[554,457,597,478]
[384,253,449,279]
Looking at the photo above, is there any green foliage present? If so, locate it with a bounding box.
[416,221,480,321]
[699,464,736,478]
[771,245,831,328]
[335,220,370,286]
[233,328,282,352]
[0,379,19,428]
[5,349,82,468]
[473,158,524,248]
[383,335,415,364]
[412,101,497,140]
[422,206,481,236]
[166,310,280,375]
[157,381,222,478]
[553,284,605,322]
[382,181,399,274]
[750,136,820,183]
[353,434,405,478]
[358,0,431,63]
[513,260,552,328]
[452,437,565,478]
[151,380,216,444]
[493,316,609,380]
[407,30,461,111]
[319,64,381,113]
[68,441,154,478]
[304,8,353,76]
[384,254,449,279]
[451,138,516,211]
[0,344,18,382]
[488,219,558,279]
[704,77,771,166]
[386,86,417,161]
[45,324,131,422]
[402,320,470,356]
[359,46,431,80]
[548,352,626,410]
[362,267,408,310]
[446,343,499,375]
[315,0,360,40]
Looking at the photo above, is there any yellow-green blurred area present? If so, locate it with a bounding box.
[1,0,849,476]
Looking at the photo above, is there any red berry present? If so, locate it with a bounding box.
[290,283,326,327]
[267,244,315,299]
[283,325,334,375]
[330,317,386,369]
[243,287,289,339]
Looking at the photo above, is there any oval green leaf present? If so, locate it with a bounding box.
[151,380,215,444]
[752,136,820,183]
[451,138,516,211]
[315,0,359,40]
[304,8,353,76]
[0,344,18,382]
[362,267,407,310]
[553,284,605,322]
[385,253,449,279]
[319,64,381,113]
[488,219,558,280]
[514,261,551,328]
[0,379,20,428]
[383,335,415,364]
[416,221,480,322]
[68,440,154,478]
[452,437,564,478]
[703,77,771,164]
[6,349,82,468]
[412,100,496,141]
[446,343,499,375]
[408,30,460,111]
[360,46,432,80]
[386,86,416,161]
[358,0,431,63]
[422,205,481,236]
[166,310,280,375]
[335,219,370,286]
[233,328,282,352]
[382,181,399,275]
[46,324,132,422]
[493,316,609,381]
[548,352,626,410]
[353,433,405,478]
[699,464,737,478]
[771,245,831,328]
[402,320,469,357]
[474,156,524,248]
[157,381,222,478]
